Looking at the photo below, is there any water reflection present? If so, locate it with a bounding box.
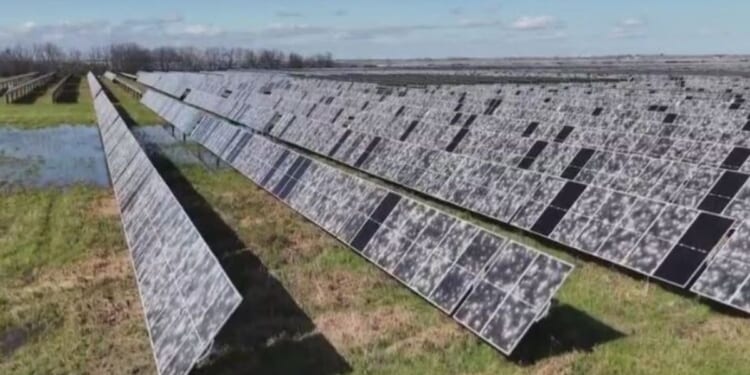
[0,125,109,188]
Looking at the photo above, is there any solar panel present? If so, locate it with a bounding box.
[140,90,574,355]
[137,71,750,313]
[138,76,729,289]
[89,73,242,375]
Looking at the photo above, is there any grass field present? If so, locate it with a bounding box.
[0,78,95,128]
[0,186,154,374]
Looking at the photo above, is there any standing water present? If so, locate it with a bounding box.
[0,125,110,188]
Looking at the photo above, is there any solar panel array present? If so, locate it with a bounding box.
[141,90,575,355]
[88,73,242,375]
[137,71,750,315]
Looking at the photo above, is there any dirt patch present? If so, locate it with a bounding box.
[90,195,119,218]
[289,268,381,310]
[684,315,750,342]
[0,327,28,358]
[89,292,139,327]
[384,321,464,357]
[532,352,577,375]
[315,306,417,351]
[20,251,131,295]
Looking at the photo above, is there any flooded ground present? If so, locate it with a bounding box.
[132,125,227,170]
[0,124,222,189]
[0,125,109,188]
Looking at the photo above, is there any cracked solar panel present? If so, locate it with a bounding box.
[91,73,242,375]
[150,102,575,356]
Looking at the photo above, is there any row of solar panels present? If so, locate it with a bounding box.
[141,73,750,192]
[216,80,750,228]
[87,73,242,375]
[137,72,750,315]
[0,72,37,90]
[300,69,750,94]
[140,88,575,355]
[138,70,747,125]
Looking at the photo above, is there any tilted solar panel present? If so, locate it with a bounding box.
[137,71,750,315]
[140,90,575,355]
[88,73,242,375]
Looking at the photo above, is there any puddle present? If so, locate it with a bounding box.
[132,126,227,169]
[0,125,109,188]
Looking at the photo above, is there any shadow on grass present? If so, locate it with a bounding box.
[11,83,52,104]
[100,82,138,126]
[509,303,625,365]
[55,75,82,103]
[145,149,351,375]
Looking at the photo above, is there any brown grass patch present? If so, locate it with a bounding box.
[315,306,417,351]
[17,251,132,297]
[684,314,750,342]
[384,321,465,357]
[531,352,577,375]
[89,195,119,218]
[289,268,381,310]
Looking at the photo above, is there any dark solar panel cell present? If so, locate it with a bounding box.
[678,213,734,252]
[522,122,539,137]
[698,194,732,214]
[354,137,383,168]
[400,120,419,142]
[554,126,574,143]
[446,128,470,153]
[721,147,750,170]
[654,245,708,286]
[530,207,567,236]
[664,113,678,124]
[550,182,587,210]
[328,130,352,157]
[709,171,749,198]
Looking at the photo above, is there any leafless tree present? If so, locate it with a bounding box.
[0,42,336,77]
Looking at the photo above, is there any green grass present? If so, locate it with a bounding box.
[0,79,95,128]
[0,186,154,374]
[100,78,165,126]
[171,164,750,375]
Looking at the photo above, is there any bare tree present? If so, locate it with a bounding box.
[288,52,305,69]
[0,42,337,77]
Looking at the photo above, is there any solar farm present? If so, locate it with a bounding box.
[2,61,750,374]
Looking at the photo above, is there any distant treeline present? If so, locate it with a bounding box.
[0,42,336,76]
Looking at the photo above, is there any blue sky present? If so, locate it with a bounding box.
[0,0,748,58]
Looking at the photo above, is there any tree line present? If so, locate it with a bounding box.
[0,42,336,77]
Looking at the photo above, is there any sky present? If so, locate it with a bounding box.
[0,0,748,59]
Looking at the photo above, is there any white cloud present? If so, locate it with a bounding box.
[510,16,558,31]
[0,16,509,52]
[610,17,647,39]
[180,24,223,37]
[620,18,645,27]
[275,11,303,18]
